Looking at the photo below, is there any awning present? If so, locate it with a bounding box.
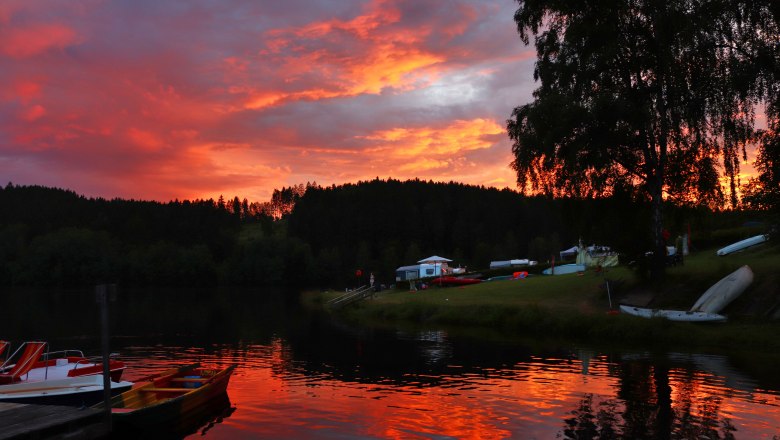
[417,255,452,263]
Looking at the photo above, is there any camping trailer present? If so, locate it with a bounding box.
[395,264,441,282]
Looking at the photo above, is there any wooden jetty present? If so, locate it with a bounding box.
[0,402,108,440]
[327,285,375,309]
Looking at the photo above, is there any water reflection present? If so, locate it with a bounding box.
[2,288,779,438]
[111,334,780,439]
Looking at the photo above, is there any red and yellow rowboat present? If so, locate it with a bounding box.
[95,363,236,436]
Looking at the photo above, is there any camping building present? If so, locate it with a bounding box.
[395,264,441,282]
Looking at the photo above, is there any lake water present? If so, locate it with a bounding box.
[3,288,779,439]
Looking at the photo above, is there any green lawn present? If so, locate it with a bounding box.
[311,240,780,352]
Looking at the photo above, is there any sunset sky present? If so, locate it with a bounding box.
[1,0,759,204]
[0,0,541,203]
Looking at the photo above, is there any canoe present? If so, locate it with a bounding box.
[542,264,586,275]
[690,265,753,313]
[96,363,236,434]
[619,305,727,322]
[430,276,482,286]
[717,234,768,256]
[0,374,133,406]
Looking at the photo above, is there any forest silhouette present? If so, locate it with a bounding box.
[0,180,762,289]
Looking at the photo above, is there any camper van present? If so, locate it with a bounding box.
[395,264,441,282]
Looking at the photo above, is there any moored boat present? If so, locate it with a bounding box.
[0,374,133,406]
[1,342,126,384]
[690,265,754,313]
[0,341,131,406]
[619,305,727,322]
[95,363,236,435]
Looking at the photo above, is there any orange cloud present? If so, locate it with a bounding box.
[0,23,79,58]
[361,118,504,158]
[234,0,448,111]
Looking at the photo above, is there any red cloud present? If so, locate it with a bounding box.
[0,23,79,58]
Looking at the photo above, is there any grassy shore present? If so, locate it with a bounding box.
[307,240,780,352]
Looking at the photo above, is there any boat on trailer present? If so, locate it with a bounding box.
[619,305,727,322]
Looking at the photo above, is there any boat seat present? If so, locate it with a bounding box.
[139,387,190,393]
[170,377,210,382]
[0,341,9,369]
[0,341,47,384]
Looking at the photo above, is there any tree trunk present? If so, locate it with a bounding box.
[650,180,666,281]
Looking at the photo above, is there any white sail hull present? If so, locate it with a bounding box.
[619,305,727,322]
[690,265,753,313]
[717,235,768,256]
[542,264,586,275]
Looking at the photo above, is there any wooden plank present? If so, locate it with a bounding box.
[169,377,210,382]
[0,403,106,440]
[139,387,189,393]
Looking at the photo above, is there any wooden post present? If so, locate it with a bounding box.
[96,284,116,431]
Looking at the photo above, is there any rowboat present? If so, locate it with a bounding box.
[96,363,236,435]
[0,374,133,406]
[619,305,727,322]
[542,264,586,275]
[690,265,753,313]
[717,234,768,256]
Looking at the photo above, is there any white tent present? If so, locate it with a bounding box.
[559,246,578,260]
[417,256,452,263]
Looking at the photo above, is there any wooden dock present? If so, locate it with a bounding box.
[327,285,375,309]
[0,402,109,440]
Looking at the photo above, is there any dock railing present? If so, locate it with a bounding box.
[327,285,375,309]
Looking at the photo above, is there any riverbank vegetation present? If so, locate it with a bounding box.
[311,242,780,352]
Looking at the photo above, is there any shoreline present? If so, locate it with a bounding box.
[306,242,780,352]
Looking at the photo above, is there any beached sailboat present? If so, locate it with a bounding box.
[717,234,768,256]
[542,263,586,275]
[619,305,727,322]
[690,265,753,313]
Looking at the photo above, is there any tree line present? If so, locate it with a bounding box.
[0,180,768,290]
[508,0,780,279]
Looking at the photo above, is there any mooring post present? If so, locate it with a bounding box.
[96,284,116,431]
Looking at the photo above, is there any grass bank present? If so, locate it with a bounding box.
[307,241,780,352]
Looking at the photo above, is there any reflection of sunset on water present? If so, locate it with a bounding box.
[118,336,780,439]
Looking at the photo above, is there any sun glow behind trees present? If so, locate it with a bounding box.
[508,0,780,277]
